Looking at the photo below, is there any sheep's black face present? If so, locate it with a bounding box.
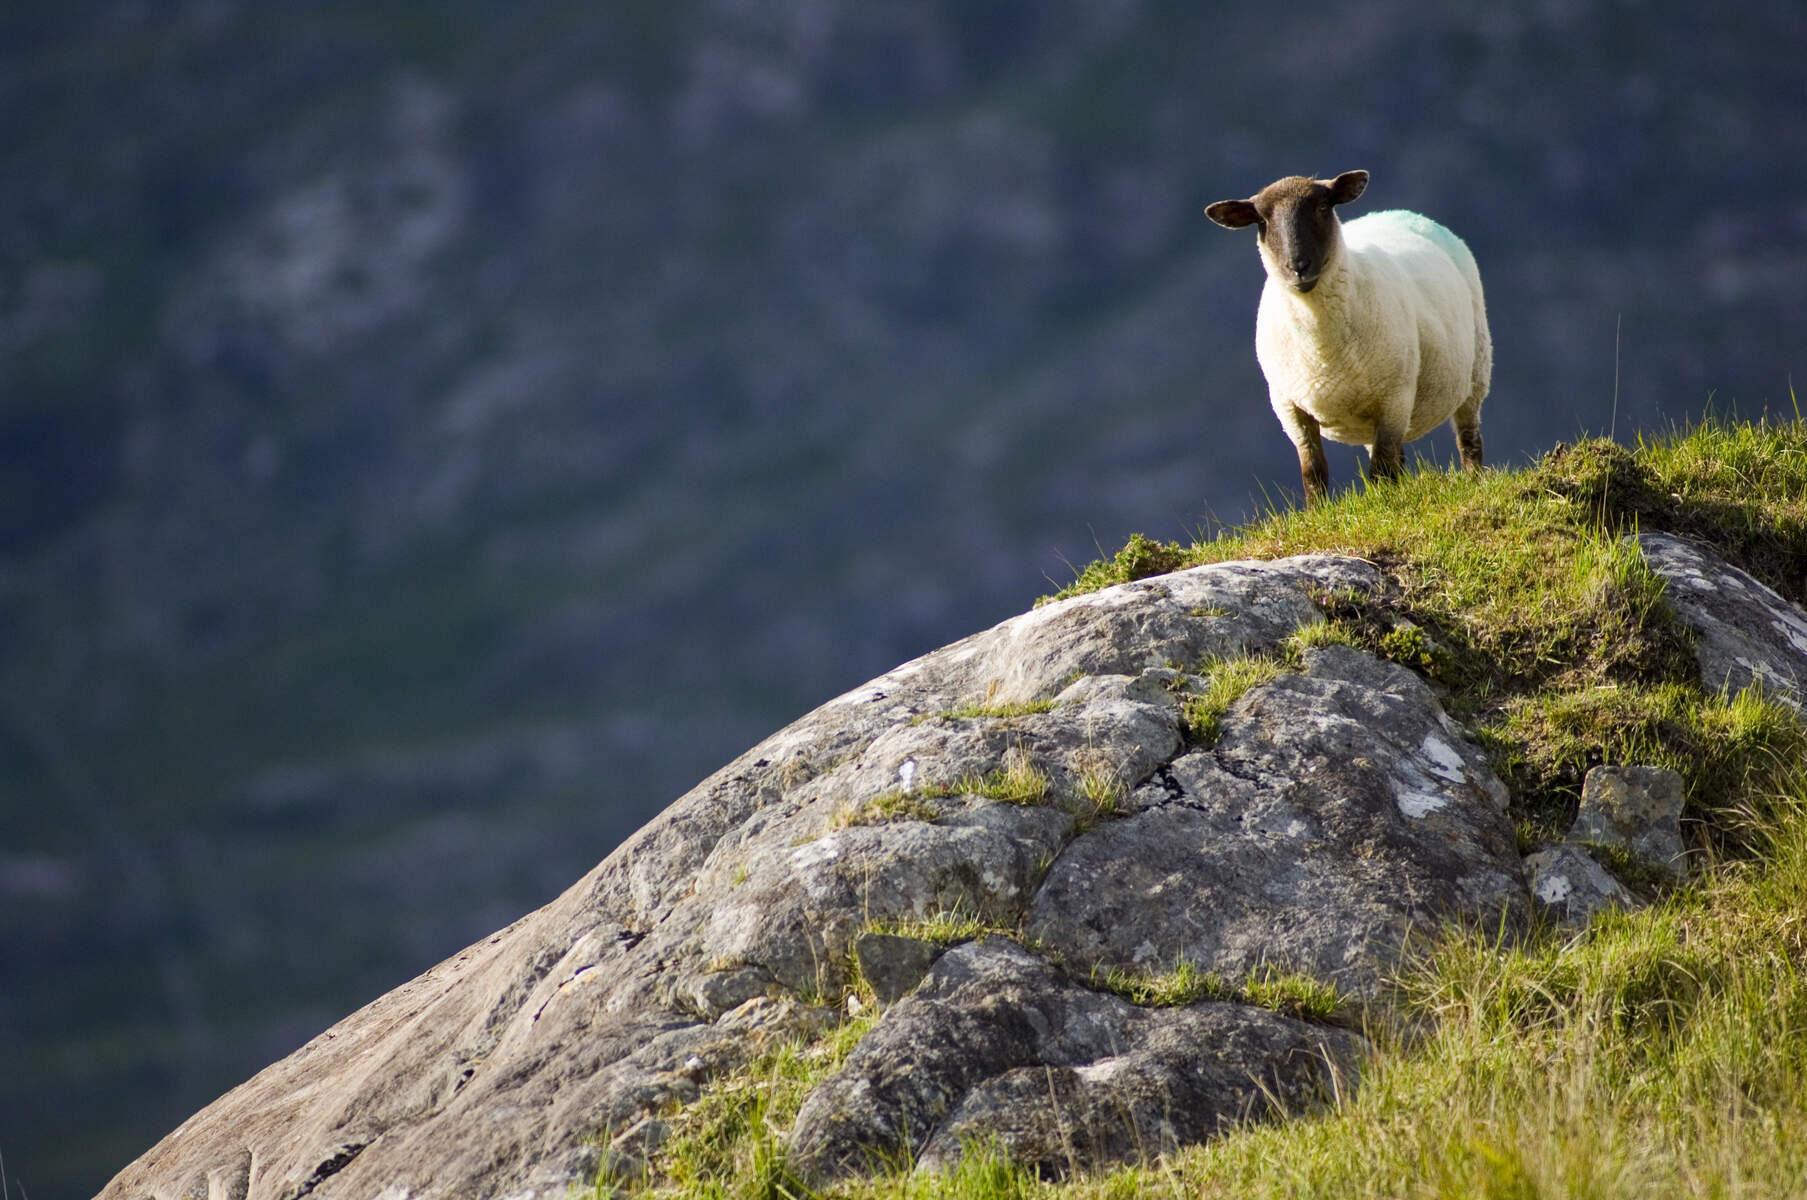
[1206,170,1370,295]
[1262,182,1338,292]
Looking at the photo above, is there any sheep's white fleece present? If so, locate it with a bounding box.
[1255,209,1489,450]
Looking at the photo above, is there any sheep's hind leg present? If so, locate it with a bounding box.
[1452,399,1484,471]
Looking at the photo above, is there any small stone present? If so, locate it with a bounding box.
[683,965,775,1017]
[853,932,943,1005]
[1524,843,1634,925]
[1571,765,1688,880]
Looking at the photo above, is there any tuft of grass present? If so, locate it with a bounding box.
[1071,767,1128,831]
[1238,968,1353,1025]
[862,910,1024,948]
[924,699,1061,723]
[832,790,947,829]
[828,755,1055,831]
[973,755,1053,806]
[1046,532,1190,603]
[1092,957,1235,1007]
[1180,656,1289,745]
[1091,959,1352,1026]
[621,1011,879,1197]
[1285,618,1361,655]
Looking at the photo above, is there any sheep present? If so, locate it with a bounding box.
[1204,170,1491,499]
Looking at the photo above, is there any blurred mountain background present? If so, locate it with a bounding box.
[2,2,1802,1194]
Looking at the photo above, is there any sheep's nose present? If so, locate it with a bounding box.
[1291,257,1313,276]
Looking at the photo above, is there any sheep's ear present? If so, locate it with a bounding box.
[1327,170,1369,206]
[1205,199,1260,229]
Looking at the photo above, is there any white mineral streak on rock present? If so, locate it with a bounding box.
[1420,733,1468,782]
[1734,655,1791,692]
[1535,871,1574,905]
[1397,791,1449,818]
[1395,741,1459,818]
[1076,1056,1132,1083]
[790,837,845,900]
[1771,603,1807,656]
[790,837,841,870]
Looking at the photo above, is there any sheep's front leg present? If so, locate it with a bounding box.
[1365,425,1405,483]
[1287,405,1330,501]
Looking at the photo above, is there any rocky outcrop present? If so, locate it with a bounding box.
[1028,644,1520,996]
[99,537,1807,1198]
[1639,531,1807,709]
[788,939,1365,1180]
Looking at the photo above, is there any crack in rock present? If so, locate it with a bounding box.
[281,1141,368,1200]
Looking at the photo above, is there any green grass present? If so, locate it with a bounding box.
[922,700,1063,723]
[1179,655,1291,745]
[832,790,949,829]
[1071,766,1128,829]
[602,1010,881,1199]
[1090,959,1352,1026]
[602,419,1807,1198]
[1116,796,1807,1200]
[860,911,1022,948]
[838,759,1055,830]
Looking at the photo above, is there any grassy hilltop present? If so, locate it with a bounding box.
[610,418,1807,1199]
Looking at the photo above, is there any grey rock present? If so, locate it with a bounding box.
[94,556,1491,1199]
[697,801,1074,997]
[1639,532,1807,710]
[1571,765,1689,881]
[1525,843,1636,925]
[1029,646,1525,994]
[682,965,777,1018]
[978,555,1381,704]
[854,933,944,1006]
[848,681,1183,811]
[788,941,1362,1182]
